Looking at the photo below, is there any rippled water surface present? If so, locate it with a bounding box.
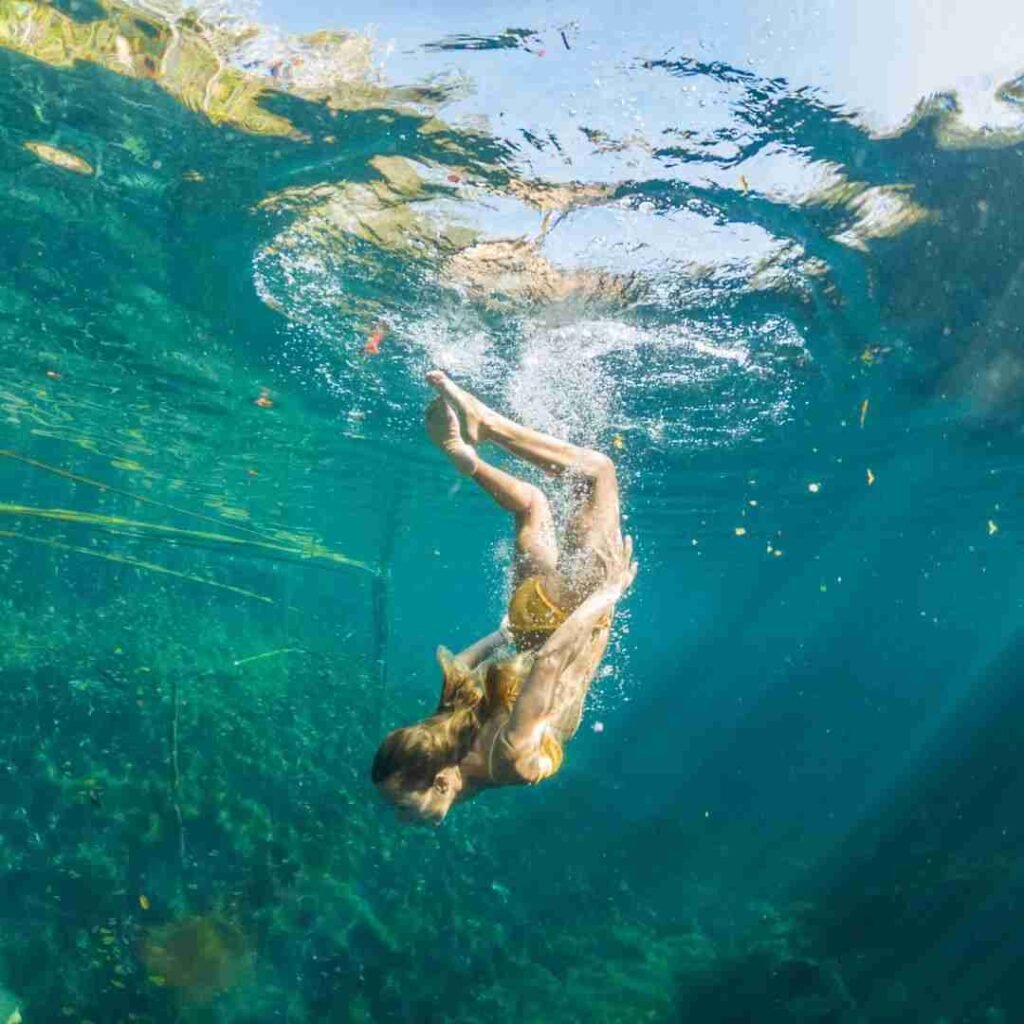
[1,0,1023,1020]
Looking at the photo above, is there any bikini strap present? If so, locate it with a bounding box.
[533,577,564,616]
[486,722,505,782]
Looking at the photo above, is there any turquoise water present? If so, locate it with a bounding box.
[1,2,1023,1021]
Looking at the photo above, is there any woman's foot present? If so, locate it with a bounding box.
[425,397,478,476]
[425,370,490,446]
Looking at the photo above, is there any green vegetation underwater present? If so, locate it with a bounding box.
[1,0,1023,1020]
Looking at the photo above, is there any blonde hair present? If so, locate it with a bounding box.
[371,648,484,791]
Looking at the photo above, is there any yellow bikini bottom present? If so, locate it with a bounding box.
[507,575,568,650]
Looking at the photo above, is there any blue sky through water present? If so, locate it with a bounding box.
[255,0,1024,135]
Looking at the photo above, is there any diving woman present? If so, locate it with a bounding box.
[371,371,637,824]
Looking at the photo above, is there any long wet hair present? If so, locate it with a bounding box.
[371,647,486,792]
[371,648,531,793]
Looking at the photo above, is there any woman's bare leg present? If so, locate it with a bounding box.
[426,398,557,578]
[426,372,621,570]
[426,370,603,479]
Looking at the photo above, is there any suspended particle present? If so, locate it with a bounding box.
[988,519,998,536]
[734,527,747,537]
[363,325,386,356]
[808,482,821,493]
[612,434,625,450]
[859,399,869,428]
[867,468,875,486]
[139,895,151,911]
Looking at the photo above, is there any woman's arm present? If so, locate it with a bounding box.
[453,625,509,669]
[505,538,636,752]
[503,584,619,748]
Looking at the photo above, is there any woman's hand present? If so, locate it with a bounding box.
[591,533,638,598]
[605,535,637,600]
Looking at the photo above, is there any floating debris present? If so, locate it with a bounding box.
[0,502,375,574]
[859,344,891,365]
[867,468,875,486]
[139,895,151,911]
[362,325,386,356]
[0,527,275,603]
[859,398,869,428]
[24,140,93,174]
[612,434,625,450]
[45,369,61,379]
[739,174,750,194]
[1,449,278,543]
[734,526,747,536]
[988,519,999,536]
[254,388,274,408]
[232,647,303,667]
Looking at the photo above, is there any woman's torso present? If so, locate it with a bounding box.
[459,644,593,792]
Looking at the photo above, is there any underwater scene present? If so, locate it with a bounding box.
[1,0,1023,1019]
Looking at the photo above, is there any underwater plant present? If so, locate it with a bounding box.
[142,916,250,1000]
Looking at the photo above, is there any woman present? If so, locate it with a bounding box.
[371,370,637,824]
